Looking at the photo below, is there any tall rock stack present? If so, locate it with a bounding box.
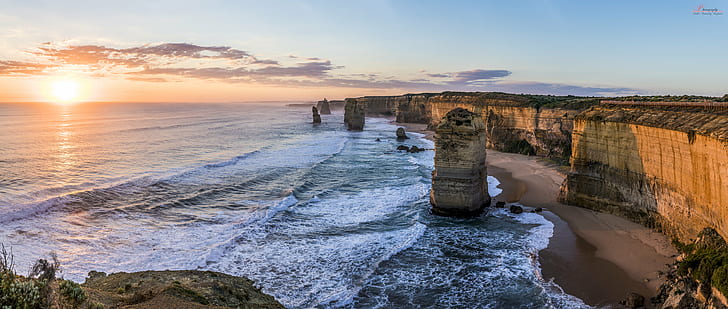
[344,98,365,131]
[317,98,332,114]
[312,106,321,124]
[430,107,490,216]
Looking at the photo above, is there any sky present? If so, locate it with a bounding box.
[0,0,726,102]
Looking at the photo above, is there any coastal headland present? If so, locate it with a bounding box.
[361,91,728,307]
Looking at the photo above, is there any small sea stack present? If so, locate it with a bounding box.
[317,98,332,114]
[344,98,365,130]
[396,127,409,140]
[312,106,321,124]
[430,107,490,217]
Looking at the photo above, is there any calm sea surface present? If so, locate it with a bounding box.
[0,102,590,308]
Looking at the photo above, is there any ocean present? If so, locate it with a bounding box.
[0,102,591,308]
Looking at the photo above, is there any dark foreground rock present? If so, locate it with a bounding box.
[509,205,523,214]
[622,292,645,308]
[82,270,285,309]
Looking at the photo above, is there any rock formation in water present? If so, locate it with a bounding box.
[430,107,490,216]
[312,106,321,124]
[344,98,365,130]
[558,104,728,242]
[396,127,409,140]
[317,98,332,115]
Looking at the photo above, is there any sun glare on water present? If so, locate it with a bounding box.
[51,80,80,103]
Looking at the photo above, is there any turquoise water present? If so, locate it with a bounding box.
[0,102,590,308]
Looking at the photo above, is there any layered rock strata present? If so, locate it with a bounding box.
[344,98,365,130]
[559,105,728,241]
[430,108,490,216]
[346,92,589,161]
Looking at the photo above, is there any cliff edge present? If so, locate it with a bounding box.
[559,105,728,241]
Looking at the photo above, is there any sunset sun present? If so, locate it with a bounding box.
[51,80,79,103]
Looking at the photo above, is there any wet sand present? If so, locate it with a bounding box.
[487,151,677,308]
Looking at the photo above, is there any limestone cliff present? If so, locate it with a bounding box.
[430,108,490,216]
[559,105,728,241]
[347,92,593,161]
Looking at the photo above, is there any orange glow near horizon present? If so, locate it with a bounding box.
[50,79,80,104]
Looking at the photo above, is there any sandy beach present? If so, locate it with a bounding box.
[487,150,677,307]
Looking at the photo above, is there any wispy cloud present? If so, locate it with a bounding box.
[0,41,641,96]
[0,60,52,74]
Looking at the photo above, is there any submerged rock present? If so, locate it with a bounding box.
[312,106,321,124]
[430,107,490,217]
[509,205,523,214]
[396,145,426,153]
[396,127,409,140]
[495,201,506,208]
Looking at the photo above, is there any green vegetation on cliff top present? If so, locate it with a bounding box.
[388,91,728,109]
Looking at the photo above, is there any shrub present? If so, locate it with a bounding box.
[28,254,60,282]
[712,265,728,297]
[59,280,87,307]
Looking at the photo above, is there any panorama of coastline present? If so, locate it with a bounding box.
[1,2,726,308]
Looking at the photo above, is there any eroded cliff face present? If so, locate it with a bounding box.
[560,105,728,241]
[395,93,582,161]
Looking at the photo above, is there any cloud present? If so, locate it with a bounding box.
[0,41,641,96]
[0,60,51,74]
[426,73,449,78]
[448,69,512,85]
[485,81,639,96]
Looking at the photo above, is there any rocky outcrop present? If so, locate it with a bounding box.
[344,98,365,130]
[559,105,728,241]
[653,228,728,309]
[396,127,409,140]
[312,106,321,124]
[316,99,331,114]
[82,270,285,308]
[430,108,490,216]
